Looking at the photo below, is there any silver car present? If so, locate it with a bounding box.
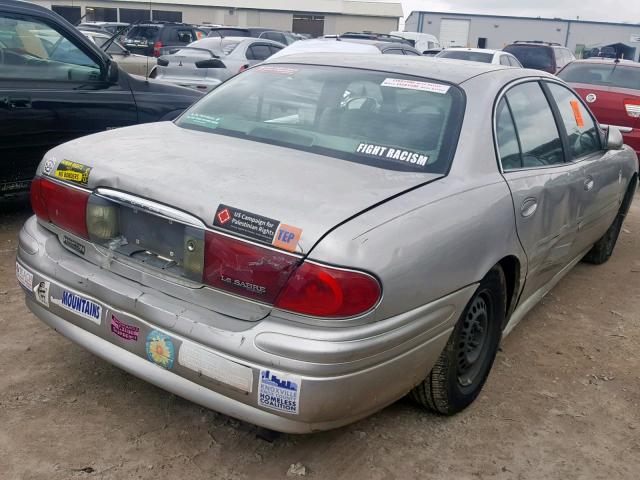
[151,37,284,92]
[18,55,638,433]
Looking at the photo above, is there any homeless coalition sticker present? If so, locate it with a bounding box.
[52,290,101,324]
[146,330,175,369]
[356,143,429,167]
[258,369,301,415]
[54,159,92,185]
[110,314,139,342]
[16,262,33,291]
[214,204,302,252]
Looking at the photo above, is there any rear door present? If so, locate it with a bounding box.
[496,81,585,299]
[0,10,137,194]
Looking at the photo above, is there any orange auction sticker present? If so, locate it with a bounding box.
[570,100,585,128]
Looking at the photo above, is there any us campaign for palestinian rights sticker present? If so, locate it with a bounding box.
[52,290,102,325]
[258,369,301,415]
[54,159,92,185]
[214,204,281,244]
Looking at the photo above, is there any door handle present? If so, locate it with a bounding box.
[584,177,595,191]
[520,197,538,217]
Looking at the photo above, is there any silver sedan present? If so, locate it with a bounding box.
[18,55,638,433]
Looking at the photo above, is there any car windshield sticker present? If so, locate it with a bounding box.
[33,281,50,307]
[258,369,301,415]
[570,100,585,128]
[110,314,139,342]
[54,160,92,185]
[51,290,101,324]
[257,65,299,76]
[381,78,450,94]
[183,113,221,129]
[16,262,33,291]
[356,143,429,167]
[146,330,175,369]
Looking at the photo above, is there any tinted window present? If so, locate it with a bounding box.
[261,32,285,44]
[175,30,194,43]
[0,14,101,82]
[496,98,522,170]
[504,45,553,71]
[558,63,640,91]
[437,50,493,63]
[404,49,420,56]
[546,83,600,158]
[125,26,160,43]
[500,55,510,66]
[246,44,272,60]
[269,45,282,55]
[176,65,465,173]
[209,29,250,38]
[505,82,564,167]
[384,48,405,55]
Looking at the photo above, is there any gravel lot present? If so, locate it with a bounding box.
[1,192,639,480]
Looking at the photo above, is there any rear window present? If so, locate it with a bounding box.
[558,63,640,90]
[438,50,493,63]
[176,64,464,173]
[504,45,553,70]
[125,26,160,41]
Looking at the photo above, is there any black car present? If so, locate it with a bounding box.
[0,0,203,197]
[207,27,297,46]
[503,41,575,74]
[123,22,204,57]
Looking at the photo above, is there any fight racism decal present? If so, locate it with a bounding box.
[355,143,429,167]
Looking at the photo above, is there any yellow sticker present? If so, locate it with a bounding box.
[54,159,92,185]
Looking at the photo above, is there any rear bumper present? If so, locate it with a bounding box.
[17,216,475,433]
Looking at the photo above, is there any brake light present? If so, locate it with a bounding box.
[275,262,381,318]
[30,177,89,238]
[624,100,640,118]
[153,41,163,57]
[238,64,249,73]
[203,231,299,303]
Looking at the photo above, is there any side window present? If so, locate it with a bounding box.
[383,48,405,55]
[404,49,420,56]
[0,14,101,82]
[505,82,565,168]
[496,98,522,170]
[508,56,521,67]
[499,55,510,66]
[246,44,272,61]
[269,45,282,56]
[546,82,600,158]
[176,30,194,43]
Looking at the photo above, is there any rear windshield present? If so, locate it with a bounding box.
[176,64,464,173]
[503,45,553,70]
[438,50,493,63]
[558,63,640,90]
[125,26,160,41]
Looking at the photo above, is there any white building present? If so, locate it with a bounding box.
[406,10,640,61]
[31,0,402,36]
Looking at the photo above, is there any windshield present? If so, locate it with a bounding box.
[176,64,464,173]
[558,63,640,90]
[438,50,493,63]
[503,45,553,70]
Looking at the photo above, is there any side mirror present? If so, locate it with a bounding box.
[605,126,624,150]
[195,58,226,69]
[107,60,119,83]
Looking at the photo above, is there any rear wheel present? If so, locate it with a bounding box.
[583,176,638,265]
[411,266,506,415]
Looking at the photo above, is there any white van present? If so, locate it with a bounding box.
[390,31,441,55]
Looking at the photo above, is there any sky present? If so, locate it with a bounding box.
[373,0,640,26]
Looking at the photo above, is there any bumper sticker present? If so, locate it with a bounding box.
[33,281,50,307]
[52,290,101,325]
[356,143,429,167]
[178,341,253,393]
[16,262,33,291]
[258,369,301,415]
[146,330,175,369]
[110,314,140,342]
[53,160,92,185]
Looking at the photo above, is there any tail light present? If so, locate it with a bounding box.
[238,64,249,73]
[153,41,163,57]
[30,177,89,238]
[156,57,169,66]
[624,100,640,118]
[275,262,381,318]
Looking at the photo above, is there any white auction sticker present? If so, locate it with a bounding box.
[381,78,450,94]
[16,262,33,290]
[258,369,301,415]
[178,341,253,393]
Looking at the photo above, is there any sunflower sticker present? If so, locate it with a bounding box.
[146,330,175,369]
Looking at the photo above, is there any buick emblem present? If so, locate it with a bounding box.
[586,93,597,103]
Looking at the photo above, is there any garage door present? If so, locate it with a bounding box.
[439,19,470,48]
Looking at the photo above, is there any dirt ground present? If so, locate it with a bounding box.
[1,192,639,480]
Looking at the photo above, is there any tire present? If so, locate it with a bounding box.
[411,266,506,415]
[583,176,638,265]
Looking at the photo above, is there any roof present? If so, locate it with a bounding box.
[570,58,640,67]
[264,52,525,85]
[442,47,501,54]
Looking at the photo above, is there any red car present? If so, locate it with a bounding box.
[558,58,640,156]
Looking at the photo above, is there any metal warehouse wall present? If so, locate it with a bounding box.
[406,11,640,60]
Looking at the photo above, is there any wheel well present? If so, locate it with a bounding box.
[622,173,638,216]
[497,255,520,328]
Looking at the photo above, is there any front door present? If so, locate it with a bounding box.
[0,11,137,194]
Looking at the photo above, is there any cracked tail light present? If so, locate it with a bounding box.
[31,177,89,238]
